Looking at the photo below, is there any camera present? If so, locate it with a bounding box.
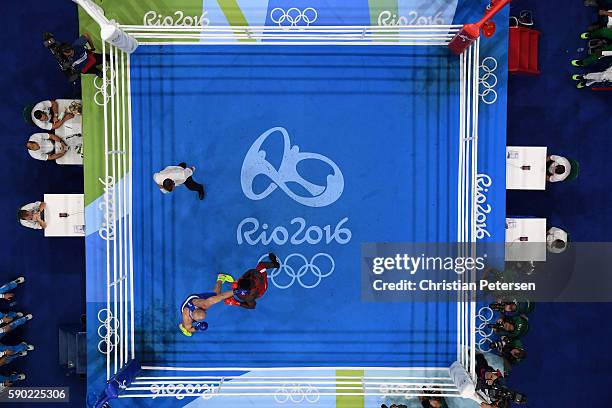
[489,301,514,313]
[487,321,505,331]
[477,378,527,405]
[43,32,79,82]
[489,336,510,352]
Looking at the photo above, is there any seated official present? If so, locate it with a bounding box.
[60,32,105,78]
[30,100,80,131]
[546,154,572,183]
[26,133,67,161]
[18,201,46,229]
[547,227,569,254]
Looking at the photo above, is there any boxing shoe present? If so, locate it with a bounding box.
[268,252,281,269]
[217,273,235,284]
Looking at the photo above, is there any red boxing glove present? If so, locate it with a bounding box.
[224,297,242,307]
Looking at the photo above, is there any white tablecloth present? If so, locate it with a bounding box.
[43,194,85,237]
[506,146,547,190]
[505,217,547,261]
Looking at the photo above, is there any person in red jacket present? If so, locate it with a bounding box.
[225,253,280,309]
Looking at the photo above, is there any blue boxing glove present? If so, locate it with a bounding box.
[192,320,209,332]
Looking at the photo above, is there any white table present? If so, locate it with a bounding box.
[43,194,85,237]
[56,134,84,166]
[505,218,547,262]
[506,146,547,190]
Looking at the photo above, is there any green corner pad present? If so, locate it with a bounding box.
[336,370,365,408]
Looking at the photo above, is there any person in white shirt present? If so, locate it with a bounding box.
[547,227,569,254]
[546,155,572,183]
[31,100,75,131]
[26,133,67,161]
[18,201,47,229]
[153,162,205,200]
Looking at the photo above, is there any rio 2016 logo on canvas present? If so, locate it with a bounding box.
[239,127,350,289]
[241,126,344,207]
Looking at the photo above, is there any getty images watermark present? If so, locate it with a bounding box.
[369,252,536,293]
[360,243,543,303]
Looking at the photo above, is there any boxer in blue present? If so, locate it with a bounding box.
[179,273,235,337]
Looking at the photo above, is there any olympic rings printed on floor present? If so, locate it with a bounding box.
[263,253,335,289]
[93,69,116,107]
[274,383,320,404]
[270,8,318,27]
[476,306,495,352]
[479,57,498,105]
[97,308,120,355]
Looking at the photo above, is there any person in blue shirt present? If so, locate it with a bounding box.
[59,32,105,78]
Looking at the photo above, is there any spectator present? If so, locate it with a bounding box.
[153,162,205,200]
[493,315,529,339]
[572,64,612,88]
[0,314,33,338]
[0,277,24,301]
[0,342,33,366]
[547,227,569,254]
[18,201,47,230]
[30,100,77,131]
[59,32,105,77]
[546,154,572,182]
[0,372,26,393]
[26,133,68,161]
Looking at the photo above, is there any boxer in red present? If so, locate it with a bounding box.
[225,253,280,309]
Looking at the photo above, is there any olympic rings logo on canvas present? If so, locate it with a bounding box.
[274,383,320,404]
[479,57,498,105]
[93,69,115,107]
[263,253,335,289]
[270,8,318,27]
[97,308,120,355]
[476,306,495,352]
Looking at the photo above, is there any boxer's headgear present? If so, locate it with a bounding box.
[236,278,253,296]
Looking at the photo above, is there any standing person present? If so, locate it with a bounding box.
[0,278,24,301]
[59,32,106,78]
[572,27,612,67]
[225,253,280,309]
[0,342,33,366]
[18,201,47,230]
[153,162,205,200]
[178,274,236,337]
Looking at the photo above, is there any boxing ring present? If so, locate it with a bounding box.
[78,0,508,406]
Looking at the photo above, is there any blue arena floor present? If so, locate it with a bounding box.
[129,44,462,369]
